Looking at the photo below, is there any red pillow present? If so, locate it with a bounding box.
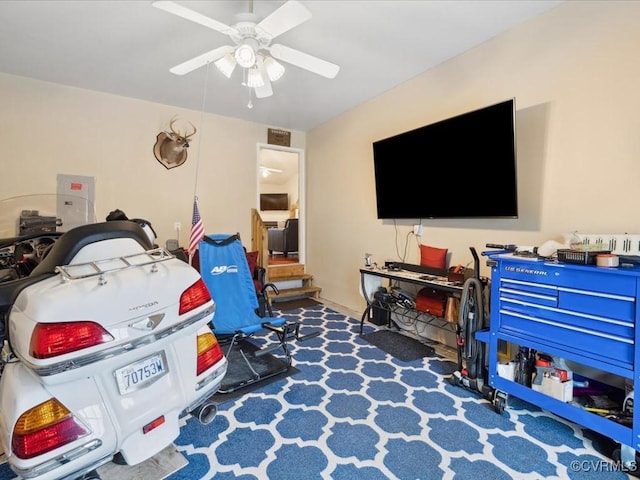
[420,244,448,269]
[244,249,261,291]
[245,250,258,274]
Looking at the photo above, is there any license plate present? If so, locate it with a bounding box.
[115,352,168,395]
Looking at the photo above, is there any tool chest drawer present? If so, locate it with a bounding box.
[501,259,636,296]
[498,309,634,366]
[557,287,635,322]
[499,279,635,324]
[499,279,558,307]
[499,296,634,341]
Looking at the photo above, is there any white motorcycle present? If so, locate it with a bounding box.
[0,195,227,480]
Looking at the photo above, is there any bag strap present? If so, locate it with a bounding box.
[202,233,241,247]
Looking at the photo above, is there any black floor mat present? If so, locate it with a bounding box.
[216,339,293,394]
[274,298,321,311]
[362,330,435,361]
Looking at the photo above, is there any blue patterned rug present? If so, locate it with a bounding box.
[0,305,632,479]
[167,305,632,480]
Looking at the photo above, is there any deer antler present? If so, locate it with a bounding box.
[167,117,196,138]
[169,117,179,135]
[186,122,197,139]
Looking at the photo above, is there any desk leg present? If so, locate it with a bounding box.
[360,305,371,335]
[360,272,374,335]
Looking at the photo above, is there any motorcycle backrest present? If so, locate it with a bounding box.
[129,218,157,246]
[31,221,153,275]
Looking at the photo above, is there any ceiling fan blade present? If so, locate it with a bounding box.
[270,44,340,79]
[169,45,235,75]
[255,58,273,98]
[255,0,311,40]
[152,1,238,36]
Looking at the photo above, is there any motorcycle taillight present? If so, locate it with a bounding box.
[30,321,114,359]
[12,398,88,459]
[196,332,223,375]
[179,278,212,315]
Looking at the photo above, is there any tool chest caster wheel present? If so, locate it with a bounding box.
[612,444,640,477]
[493,390,508,414]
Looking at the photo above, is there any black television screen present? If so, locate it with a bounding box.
[260,193,289,211]
[372,99,518,219]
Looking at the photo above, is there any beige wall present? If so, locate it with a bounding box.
[2,1,640,324]
[305,1,640,317]
[0,74,305,246]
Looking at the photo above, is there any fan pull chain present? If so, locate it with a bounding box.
[247,88,254,109]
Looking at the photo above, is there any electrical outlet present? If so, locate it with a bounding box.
[174,222,181,231]
[413,224,423,236]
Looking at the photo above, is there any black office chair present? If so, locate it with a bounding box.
[268,219,298,257]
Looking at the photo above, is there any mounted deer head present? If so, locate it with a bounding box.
[153,118,197,169]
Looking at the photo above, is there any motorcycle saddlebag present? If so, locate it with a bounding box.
[415,287,447,317]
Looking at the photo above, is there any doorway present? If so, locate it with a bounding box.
[257,144,304,265]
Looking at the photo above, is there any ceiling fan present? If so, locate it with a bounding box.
[152,0,340,99]
[260,165,283,178]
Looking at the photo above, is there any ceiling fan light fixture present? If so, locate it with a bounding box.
[247,67,265,88]
[263,56,285,81]
[234,43,257,68]
[156,1,339,103]
[214,53,237,78]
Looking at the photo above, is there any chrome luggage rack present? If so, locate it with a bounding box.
[55,247,175,282]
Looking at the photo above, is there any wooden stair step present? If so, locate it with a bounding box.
[270,274,313,283]
[268,285,322,300]
[267,264,305,279]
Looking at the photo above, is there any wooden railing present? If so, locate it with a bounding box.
[250,209,318,299]
[250,208,269,268]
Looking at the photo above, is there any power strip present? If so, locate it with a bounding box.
[573,233,640,256]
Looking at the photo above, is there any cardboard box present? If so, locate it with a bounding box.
[532,376,573,402]
[497,362,516,380]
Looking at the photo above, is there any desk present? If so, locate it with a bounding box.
[359,265,464,335]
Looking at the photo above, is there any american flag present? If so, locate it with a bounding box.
[188,197,204,256]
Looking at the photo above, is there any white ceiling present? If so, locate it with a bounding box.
[0,0,562,132]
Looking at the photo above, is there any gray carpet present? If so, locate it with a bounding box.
[273,298,321,311]
[361,329,435,361]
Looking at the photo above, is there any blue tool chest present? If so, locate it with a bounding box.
[487,254,640,451]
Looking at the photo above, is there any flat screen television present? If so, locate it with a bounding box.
[372,98,518,219]
[260,193,289,211]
